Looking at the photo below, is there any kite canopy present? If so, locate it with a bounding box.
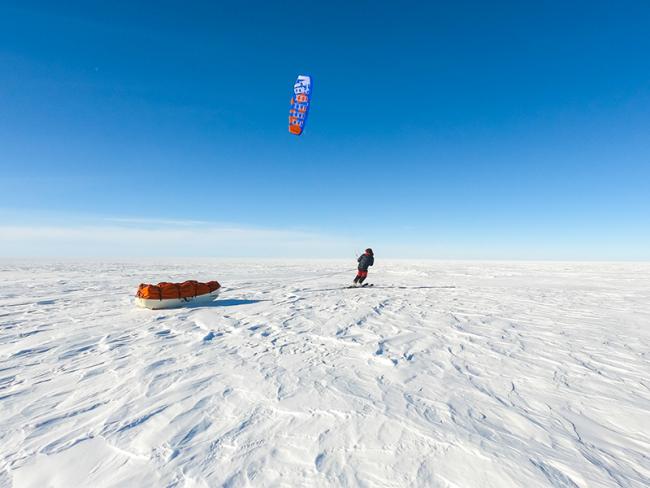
[288,74,312,135]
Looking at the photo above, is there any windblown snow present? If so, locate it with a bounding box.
[1,260,649,487]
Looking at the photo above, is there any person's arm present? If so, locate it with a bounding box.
[357,255,362,263]
[369,256,374,266]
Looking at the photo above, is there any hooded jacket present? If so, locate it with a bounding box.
[357,252,374,271]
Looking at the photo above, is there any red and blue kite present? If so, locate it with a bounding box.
[288,74,312,136]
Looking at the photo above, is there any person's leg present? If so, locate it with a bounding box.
[353,270,362,284]
[358,270,368,284]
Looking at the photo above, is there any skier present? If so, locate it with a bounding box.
[353,248,374,286]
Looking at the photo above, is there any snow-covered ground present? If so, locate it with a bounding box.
[1,260,649,487]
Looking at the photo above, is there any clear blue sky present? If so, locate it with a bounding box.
[1,1,649,259]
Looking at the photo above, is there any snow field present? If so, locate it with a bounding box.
[1,260,649,487]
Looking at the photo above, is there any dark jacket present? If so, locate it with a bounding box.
[357,252,374,271]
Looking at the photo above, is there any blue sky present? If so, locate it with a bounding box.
[1,1,649,259]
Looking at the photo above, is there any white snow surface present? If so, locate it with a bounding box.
[1,259,649,488]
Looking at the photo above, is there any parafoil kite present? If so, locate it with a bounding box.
[288,74,312,135]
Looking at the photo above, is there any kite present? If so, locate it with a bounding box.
[288,74,312,135]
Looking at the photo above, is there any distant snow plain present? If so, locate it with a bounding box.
[1,260,649,487]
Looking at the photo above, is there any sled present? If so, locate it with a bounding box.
[136,280,221,310]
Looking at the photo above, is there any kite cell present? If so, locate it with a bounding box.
[288,75,312,135]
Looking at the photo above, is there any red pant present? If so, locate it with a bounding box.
[356,270,368,278]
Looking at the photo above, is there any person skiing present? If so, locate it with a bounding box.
[353,248,374,286]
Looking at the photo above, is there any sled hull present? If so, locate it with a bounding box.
[136,289,221,310]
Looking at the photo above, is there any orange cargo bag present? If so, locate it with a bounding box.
[137,284,161,299]
[179,280,199,298]
[159,282,181,299]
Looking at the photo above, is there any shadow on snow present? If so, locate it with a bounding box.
[300,285,457,293]
[189,299,268,308]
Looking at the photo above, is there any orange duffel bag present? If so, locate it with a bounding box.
[179,280,200,298]
[137,284,161,300]
[159,282,181,299]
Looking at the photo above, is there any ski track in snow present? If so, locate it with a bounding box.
[1,260,649,487]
